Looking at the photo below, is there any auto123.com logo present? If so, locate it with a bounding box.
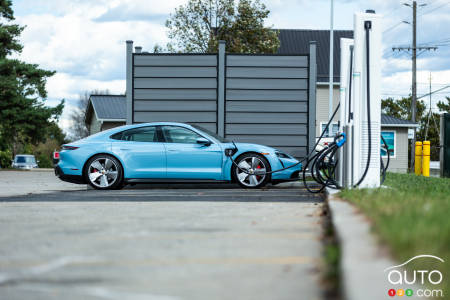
[384,255,445,298]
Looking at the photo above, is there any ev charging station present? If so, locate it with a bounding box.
[337,10,383,189]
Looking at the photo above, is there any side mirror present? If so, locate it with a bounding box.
[196,137,211,146]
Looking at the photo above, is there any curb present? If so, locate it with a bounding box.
[326,189,420,300]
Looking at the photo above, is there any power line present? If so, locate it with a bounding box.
[418,0,450,16]
[417,85,450,99]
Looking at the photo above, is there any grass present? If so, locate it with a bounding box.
[340,173,450,296]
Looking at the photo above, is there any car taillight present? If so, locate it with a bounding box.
[53,152,60,159]
[62,145,79,150]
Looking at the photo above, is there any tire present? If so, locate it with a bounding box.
[232,153,271,188]
[84,154,124,190]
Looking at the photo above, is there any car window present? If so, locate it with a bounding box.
[16,156,35,163]
[119,126,158,142]
[162,126,203,144]
[190,124,229,143]
[16,156,26,163]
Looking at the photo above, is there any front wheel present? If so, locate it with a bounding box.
[84,154,123,190]
[232,153,271,188]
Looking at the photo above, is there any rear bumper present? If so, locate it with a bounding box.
[54,165,85,184]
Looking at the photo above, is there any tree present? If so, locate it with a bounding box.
[67,90,110,141]
[32,122,68,168]
[381,96,426,121]
[165,0,279,53]
[0,0,64,158]
[382,96,441,161]
[437,96,450,113]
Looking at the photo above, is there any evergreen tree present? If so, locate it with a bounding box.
[436,97,450,113]
[0,0,64,157]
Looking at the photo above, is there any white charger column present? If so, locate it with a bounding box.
[338,38,354,187]
[352,11,382,188]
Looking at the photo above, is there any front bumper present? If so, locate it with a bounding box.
[54,165,85,184]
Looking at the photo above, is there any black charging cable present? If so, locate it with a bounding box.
[352,20,373,187]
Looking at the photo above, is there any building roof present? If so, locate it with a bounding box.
[89,95,126,121]
[277,29,354,83]
[381,114,418,127]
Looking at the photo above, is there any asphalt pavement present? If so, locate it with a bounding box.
[0,173,325,300]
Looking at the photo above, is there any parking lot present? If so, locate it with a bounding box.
[0,171,325,300]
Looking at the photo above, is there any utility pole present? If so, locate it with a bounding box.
[392,0,437,171]
[411,0,417,171]
[424,73,431,140]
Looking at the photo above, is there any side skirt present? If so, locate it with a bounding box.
[124,178,230,184]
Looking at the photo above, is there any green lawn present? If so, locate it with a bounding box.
[340,173,450,296]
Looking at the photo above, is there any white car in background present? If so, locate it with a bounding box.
[11,154,39,169]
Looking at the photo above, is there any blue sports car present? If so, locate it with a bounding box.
[55,122,301,189]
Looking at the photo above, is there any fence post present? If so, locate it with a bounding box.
[126,40,133,125]
[308,41,317,155]
[217,40,226,136]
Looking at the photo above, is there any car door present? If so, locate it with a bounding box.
[161,125,223,180]
[111,126,166,179]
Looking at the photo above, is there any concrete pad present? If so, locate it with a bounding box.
[0,187,325,300]
[0,170,86,197]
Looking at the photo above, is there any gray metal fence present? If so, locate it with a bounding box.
[126,41,317,158]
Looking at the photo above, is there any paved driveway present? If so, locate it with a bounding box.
[0,174,325,300]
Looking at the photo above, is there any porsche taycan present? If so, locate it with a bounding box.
[55,122,301,189]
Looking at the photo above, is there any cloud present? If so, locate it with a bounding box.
[46,73,125,100]
[45,73,125,134]
[15,14,168,82]
[94,0,187,22]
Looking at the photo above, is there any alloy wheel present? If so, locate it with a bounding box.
[88,158,119,188]
[235,156,267,187]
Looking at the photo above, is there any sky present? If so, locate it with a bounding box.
[11,0,450,134]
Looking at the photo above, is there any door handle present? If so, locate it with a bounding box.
[120,148,131,151]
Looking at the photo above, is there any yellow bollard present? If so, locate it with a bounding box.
[415,141,422,175]
[422,141,430,177]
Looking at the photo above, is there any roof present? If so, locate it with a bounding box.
[89,95,126,121]
[277,29,354,83]
[381,114,418,127]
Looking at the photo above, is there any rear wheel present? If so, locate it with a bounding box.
[85,154,123,190]
[232,153,271,188]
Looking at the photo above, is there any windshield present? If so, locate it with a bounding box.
[190,125,230,143]
[16,156,35,163]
